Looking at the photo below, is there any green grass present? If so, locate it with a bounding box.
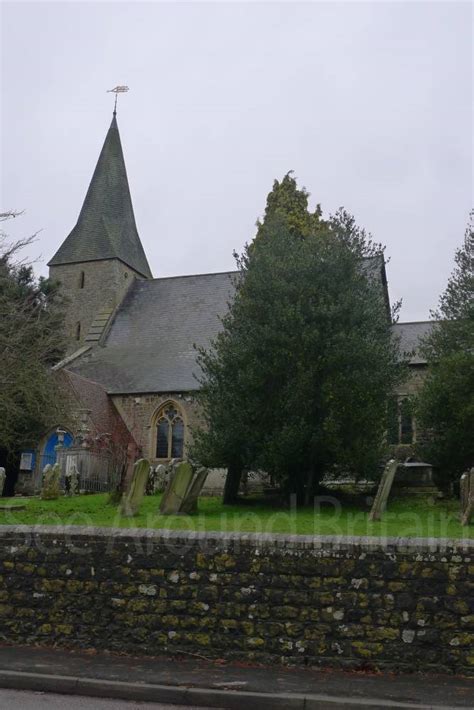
[0,493,471,539]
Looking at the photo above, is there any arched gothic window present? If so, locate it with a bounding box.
[387,396,414,445]
[155,403,185,459]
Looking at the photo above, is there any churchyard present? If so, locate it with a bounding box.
[0,476,471,540]
[0,491,471,539]
[0,455,472,539]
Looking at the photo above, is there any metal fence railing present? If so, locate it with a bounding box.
[55,449,119,494]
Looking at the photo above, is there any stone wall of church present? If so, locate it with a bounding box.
[112,366,429,466]
[50,259,144,351]
[394,364,427,398]
[111,393,203,463]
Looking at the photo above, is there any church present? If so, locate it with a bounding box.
[21,111,433,493]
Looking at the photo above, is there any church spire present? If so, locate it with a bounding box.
[48,114,152,279]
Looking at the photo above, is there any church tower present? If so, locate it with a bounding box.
[48,112,152,351]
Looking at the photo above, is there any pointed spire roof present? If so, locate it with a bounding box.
[49,114,152,278]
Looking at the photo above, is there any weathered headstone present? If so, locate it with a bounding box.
[120,458,150,517]
[146,464,169,495]
[159,461,208,515]
[41,463,61,500]
[145,466,156,495]
[160,461,194,514]
[65,464,80,497]
[155,464,169,493]
[0,468,5,497]
[369,459,399,522]
[460,468,474,526]
[180,467,209,514]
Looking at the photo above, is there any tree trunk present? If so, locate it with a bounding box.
[304,464,315,506]
[223,461,242,504]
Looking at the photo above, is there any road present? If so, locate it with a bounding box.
[0,689,221,709]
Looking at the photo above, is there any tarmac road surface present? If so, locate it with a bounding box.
[0,688,223,709]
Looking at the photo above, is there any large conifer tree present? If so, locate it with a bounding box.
[193,178,403,503]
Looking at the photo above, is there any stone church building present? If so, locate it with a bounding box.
[24,112,433,491]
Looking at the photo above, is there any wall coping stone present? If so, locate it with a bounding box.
[0,524,472,554]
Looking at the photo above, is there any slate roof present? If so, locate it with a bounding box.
[48,115,152,278]
[392,321,436,364]
[68,271,237,394]
[67,263,428,395]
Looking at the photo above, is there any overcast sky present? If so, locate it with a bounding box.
[2,1,472,321]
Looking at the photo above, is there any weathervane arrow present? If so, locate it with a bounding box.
[107,85,129,114]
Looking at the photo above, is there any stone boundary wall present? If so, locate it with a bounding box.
[0,527,472,675]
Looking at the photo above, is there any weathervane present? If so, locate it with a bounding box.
[107,85,129,114]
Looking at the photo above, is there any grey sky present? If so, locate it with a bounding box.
[2,1,472,321]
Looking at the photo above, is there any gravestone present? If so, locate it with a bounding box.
[65,464,80,496]
[180,467,209,514]
[369,459,399,522]
[41,463,61,500]
[0,468,5,497]
[120,458,150,517]
[155,464,169,493]
[145,465,156,495]
[146,464,170,495]
[159,461,208,515]
[460,468,474,526]
[160,461,194,514]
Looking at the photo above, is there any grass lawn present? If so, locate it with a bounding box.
[0,493,471,539]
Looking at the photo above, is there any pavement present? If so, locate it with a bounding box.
[0,645,472,710]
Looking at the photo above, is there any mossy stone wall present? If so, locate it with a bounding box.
[0,527,472,675]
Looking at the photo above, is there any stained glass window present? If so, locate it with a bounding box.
[156,419,169,458]
[171,419,184,457]
[155,404,185,459]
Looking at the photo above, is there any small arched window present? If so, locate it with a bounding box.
[387,396,414,444]
[155,403,185,459]
[75,321,81,341]
[79,271,85,289]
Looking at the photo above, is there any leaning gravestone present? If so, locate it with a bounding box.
[160,461,194,514]
[159,461,208,515]
[369,459,399,522]
[180,467,209,514]
[460,468,474,526]
[120,459,150,517]
[0,468,5,497]
[41,463,61,500]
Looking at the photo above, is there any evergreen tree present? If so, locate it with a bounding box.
[416,212,474,484]
[193,180,404,503]
[252,171,324,251]
[0,214,67,454]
